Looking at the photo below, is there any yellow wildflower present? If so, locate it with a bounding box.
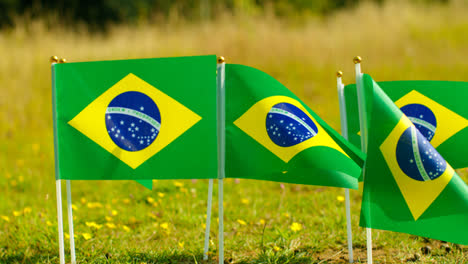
[337,196,345,202]
[237,219,247,226]
[290,222,302,232]
[13,211,22,216]
[71,204,78,211]
[18,175,24,183]
[85,222,102,229]
[241,198,249,205]
[10,180,17,187]
[180,188,188,193]
[122,225,131,232]
[111,210,118,216]
[157,192,164,198]
[146,197,155,204]
[283,213,290,218]
[202,223,206,229]
[80,197,87,204]
[82,233,92,240]
[1,216,10,222]
[46,221,53,226]
[161,223,170,234]
[273,246,281,252]
[147,213,156,220]
[87,202,103,209]
[174,181,184,188]
[259,219,266,225]
[32,143,40,153]
[123,198,130,204]
[105,223,116,229]
[105,216,113,222]
[23,207,32,214]
[178,242,184,248]
[129,217,137,224]
[64,233,77,239]
[16,159,24,167]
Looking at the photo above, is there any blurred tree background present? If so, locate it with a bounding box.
[0,0,449,31]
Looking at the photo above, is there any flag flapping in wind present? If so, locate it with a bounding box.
[358,74,468,245]
[225,64,364,189]
[344,80,468,169]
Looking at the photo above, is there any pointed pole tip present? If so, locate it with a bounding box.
[353,56,362,64]
[336,71,343,77]
[217,56,225,64]
[58,58,67,63]
[50,56,59,63]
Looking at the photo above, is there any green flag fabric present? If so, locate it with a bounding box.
[136,180,153,189]
[344,81,468,169]
[52,56,217,180]
[358,74,468,245]
[225,64,364,189]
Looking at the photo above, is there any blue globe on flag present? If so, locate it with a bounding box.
[400,104,437,142]
[266,102,318,147]
[396,126,446,181]
[105,91,161,152]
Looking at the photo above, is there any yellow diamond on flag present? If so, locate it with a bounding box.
[234,95,347,163]
[380,116,454,220]
[68,73,201,169]
[395,90,468,148]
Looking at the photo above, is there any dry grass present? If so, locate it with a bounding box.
[2,0,468,133]
[2,1,468,128]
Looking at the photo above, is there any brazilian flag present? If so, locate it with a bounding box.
[359,74,468,245]
[52,56,217,181]
[225,64,364,189]
[344,80,468,169]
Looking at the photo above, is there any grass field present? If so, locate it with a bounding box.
[1,1,468,263]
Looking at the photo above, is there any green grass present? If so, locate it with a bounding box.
[1,1,468,263]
